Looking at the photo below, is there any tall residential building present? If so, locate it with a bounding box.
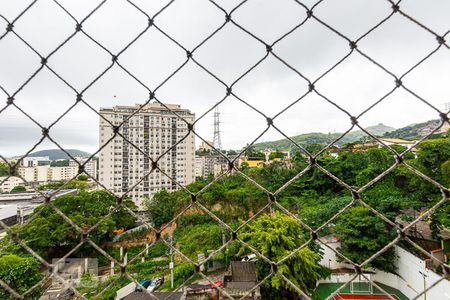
[98,103,196,207]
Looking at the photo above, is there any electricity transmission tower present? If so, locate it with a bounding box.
[213,106,222,150]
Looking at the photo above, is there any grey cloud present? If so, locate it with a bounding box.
[0,0,449,157]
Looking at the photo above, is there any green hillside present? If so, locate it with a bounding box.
[383,119,440,140]
[253,123,395,151]
[28,149,92,160]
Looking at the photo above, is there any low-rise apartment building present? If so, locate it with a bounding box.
[194,154,228,179]
[0,176,25,193]
[69,157,97,179]
[17,165,78,183]
[21,156,51,167]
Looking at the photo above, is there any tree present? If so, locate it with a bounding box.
[238,212,329,296]
[226,149,238,156]
[0,254,43,300]
[269,149,285,160]
[416,138,450,183]
[144,190,189,227]
[441,159,450,186]
[50,160,69,167]
[77,174,89,181]
[244,144,265,160]
[305,143,324,155]
[301,196,352,230]
[10,185,26,193]
[37,179,89,191]
[0,162,9,176]
[18,191,136,259]
[333,206,397,273]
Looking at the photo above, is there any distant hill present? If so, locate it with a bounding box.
[382,119,444,140]
[253,123,396,151]
[28,149,92,160]
[345,123,396,141]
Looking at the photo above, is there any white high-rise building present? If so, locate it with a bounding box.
[98,103,196,207]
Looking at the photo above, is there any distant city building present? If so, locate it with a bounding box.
[194,154,228,179]
[439,121,450,134]
[0,176,25,193]
[241,159,265,168]
[69,157,97,179]
[197,141,213,152]
[194,156,206,178]
[21,156,50,167]
[49,166,78,181]
[262,148,291,162]
[378,138,417,149]
[17,165,78,183]
[98,103,195,207]
[18,165,51,182]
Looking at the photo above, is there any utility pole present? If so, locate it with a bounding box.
[169,236,174,289]
[419,270,428,300]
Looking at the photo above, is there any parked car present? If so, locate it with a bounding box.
[147,276,164,292]
[210,281,222,288]
[135,279,152,292]
[241,254,257,262]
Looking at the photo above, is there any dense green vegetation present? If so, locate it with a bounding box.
[144,189,189,227]
[150,134,450,278]
[50,159,69,167]
[0,254,43,300]
[0,191,138,299]
[334,206,397,272]
[238,212,330,296]
[1,133,448,299]
[37,179,90,191]
[2,191,136,260]
[10,185,26,193]
[0,162,9,176]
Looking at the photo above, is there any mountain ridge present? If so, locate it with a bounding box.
[253,119,450,151]
[27,149,92,160]
[253,123,396,151]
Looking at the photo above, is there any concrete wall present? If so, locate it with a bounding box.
[0,204,17,220]
[319,273,354,284]
[374,246,450,300]
[319,239,450,299]
[319,238,353,270]
[115,282,135,300]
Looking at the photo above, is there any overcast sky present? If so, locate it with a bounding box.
[0,0,449,157]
